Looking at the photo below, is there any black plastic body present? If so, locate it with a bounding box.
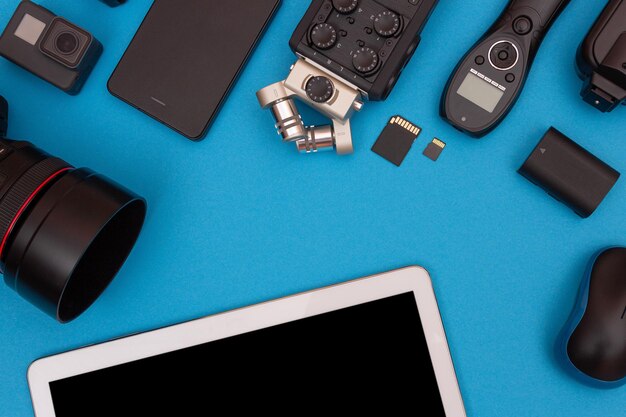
[566,247,626,383]
[441,0,570,137]
[0,1,102,95]
[289,0,439,101]
[108,0,281,140]
[576,0,626,112]
[518,127,620,218]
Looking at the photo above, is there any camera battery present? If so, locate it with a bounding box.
[518,127,620,218]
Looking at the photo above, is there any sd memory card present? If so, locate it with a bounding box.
[371,116,421,166]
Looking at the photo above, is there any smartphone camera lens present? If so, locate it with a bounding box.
[55,32,79,55]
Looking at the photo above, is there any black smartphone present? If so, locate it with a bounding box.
[108,0,281,140]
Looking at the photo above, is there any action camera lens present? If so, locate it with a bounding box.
[55,32,79,55]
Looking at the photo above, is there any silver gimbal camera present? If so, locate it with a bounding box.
[256,59,364,155]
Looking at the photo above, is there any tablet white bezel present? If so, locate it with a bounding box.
[28,266,466,417]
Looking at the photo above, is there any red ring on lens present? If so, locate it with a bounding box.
[0,167,72,263]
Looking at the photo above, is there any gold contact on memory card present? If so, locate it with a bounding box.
[432,138,446,149]
[423,138,446,162]
[389,116,422,136]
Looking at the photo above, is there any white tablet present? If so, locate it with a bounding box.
[28,266,466,416]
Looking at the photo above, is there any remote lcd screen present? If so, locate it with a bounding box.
[48,292,446,415]
[456,72,504,113]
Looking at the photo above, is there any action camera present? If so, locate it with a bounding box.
[0,1,102,94]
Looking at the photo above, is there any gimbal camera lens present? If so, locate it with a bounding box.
[0,97,146,322]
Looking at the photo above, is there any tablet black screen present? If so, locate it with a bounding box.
[49,292,446,415]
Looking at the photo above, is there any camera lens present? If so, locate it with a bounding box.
[55,32,79,55]
[0,138,146,323]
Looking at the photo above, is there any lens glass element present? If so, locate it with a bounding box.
[55,32,79,55]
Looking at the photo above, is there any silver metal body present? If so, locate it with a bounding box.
[256,58,364,155]
[296,119,353,154]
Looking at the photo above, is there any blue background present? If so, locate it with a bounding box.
[0,0,624,415]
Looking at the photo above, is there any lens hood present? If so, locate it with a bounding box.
[3,168,146,322]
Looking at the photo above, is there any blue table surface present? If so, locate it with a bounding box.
[1,0,625,415]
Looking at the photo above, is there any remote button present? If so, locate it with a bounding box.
[513,16,532,35]
[374,10,400,37]
[505,73,515,83]
[489,41,518,70]
[475,55,485,65]
[332,0,358,14]
[306,76,334,103]
[310,23,337,49]
[352,47,379,73]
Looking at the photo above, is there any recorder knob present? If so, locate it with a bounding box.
[305,76,335,103]
[310,23,337,49]
[374,10,400,37]
[332,0,358,14]
[352,47,379,73]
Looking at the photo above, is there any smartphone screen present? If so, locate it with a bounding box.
[108,0,280,140]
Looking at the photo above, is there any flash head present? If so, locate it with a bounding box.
[576,0,626,112]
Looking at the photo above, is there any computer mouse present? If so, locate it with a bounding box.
[557,247,626,388]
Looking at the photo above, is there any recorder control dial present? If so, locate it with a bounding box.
[310,23,337,49]
[352,47,379,73]
[374,11,400,37]
[305,76,335,103]
[332,0,358,14]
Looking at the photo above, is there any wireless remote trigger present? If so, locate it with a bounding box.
[441,0,571,137]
